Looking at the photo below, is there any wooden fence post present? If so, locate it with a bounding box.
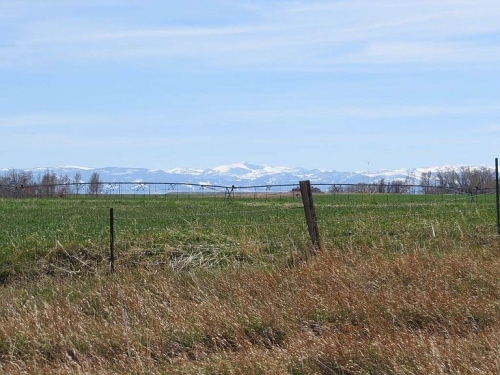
[110,208,115,272]
[496,158,500,235]
[299,180,321,251]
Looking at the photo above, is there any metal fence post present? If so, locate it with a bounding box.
[110,208,115,272]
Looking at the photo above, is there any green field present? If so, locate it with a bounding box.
[1,193,499,374]
[1,193,496,278]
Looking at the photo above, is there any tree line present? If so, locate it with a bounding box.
[0,169,103,198]
[329,166,496,195]
[0,166,496,198]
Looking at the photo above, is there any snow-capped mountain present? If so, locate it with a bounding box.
[1,162,491,190]
[13,163,373,186]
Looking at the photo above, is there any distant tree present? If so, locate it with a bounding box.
[387,179,409,194]
[433,166,495,195]
[420,171,433,194]
[41,170,58,197]
[74,172,83,195]
[39,170,73,197]
[376,179,386,194]
[57,174,71,197]
[2,169,36,197]
[328,184,344,193]
[435,168,459,193]
[291,186,322,194]
[0,172,12,197]
[476,167,496,191]
[88,172,103,196]
[456,166,495,194]
[346,183,370,193]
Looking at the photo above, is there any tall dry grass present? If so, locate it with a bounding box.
[1,238,500,374]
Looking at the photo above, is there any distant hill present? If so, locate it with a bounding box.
[1,162,491,193]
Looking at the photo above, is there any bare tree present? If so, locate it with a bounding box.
[476,167,496,191]
[435,168,459,193]
[457,166,495,194]
[74,172,83,195]
[57,174,71,197]
[420,171,433,194]
[88,172,103,196]
[346,183,372,193]
[328,184,345,193]
[41,170,58,197]
[376,179,386,193]
[432,166,496,195]
[387,179,410,194]
[2,169,36,197]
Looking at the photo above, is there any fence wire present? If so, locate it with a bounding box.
[0,182,498,276]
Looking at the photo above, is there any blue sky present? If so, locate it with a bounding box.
[1,0,500,172]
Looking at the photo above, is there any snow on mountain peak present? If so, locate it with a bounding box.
[212,162,257,173]
[2,163,495,189]
[57,165,94,170]
[213,164,242,173]
[165,167,204,175]
[210,163,302,180]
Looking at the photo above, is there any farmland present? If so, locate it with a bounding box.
[0,193,499,374]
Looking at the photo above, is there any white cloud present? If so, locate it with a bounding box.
[228,104,500,121]
[344,41,500,65]
[475,125,500,134]
[2,1,500,70]
[0,114,110,128]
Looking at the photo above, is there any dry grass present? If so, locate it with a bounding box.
[1,239,500,374]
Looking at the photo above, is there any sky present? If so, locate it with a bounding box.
[1,0,500,172]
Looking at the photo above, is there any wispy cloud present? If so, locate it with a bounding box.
[4,131,218,149]
[0,113,108,128]
[475,125,500,134]
[344,42,500,64]
[2,1,500,70]
[228,104,500,121]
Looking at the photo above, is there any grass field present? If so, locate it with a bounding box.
[0,193,499,374]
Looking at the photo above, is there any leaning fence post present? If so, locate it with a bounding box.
[110,208,115,272]
[299,180,321,252]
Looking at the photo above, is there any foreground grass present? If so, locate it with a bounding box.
[1,242,500,374]
[1,194,499,373]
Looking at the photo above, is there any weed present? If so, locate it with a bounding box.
[0,194,499,373]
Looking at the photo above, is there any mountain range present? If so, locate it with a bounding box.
[2,162,473,189]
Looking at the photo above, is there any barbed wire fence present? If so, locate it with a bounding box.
[0,180,499,278]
